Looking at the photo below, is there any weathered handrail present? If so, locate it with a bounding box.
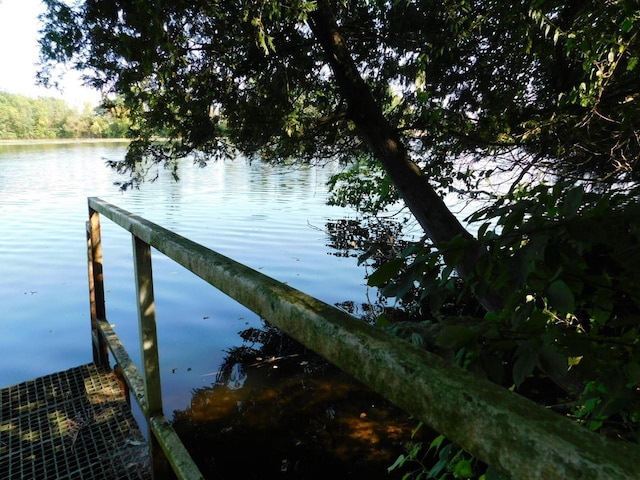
[87,200,203,479]
[87,196,640,480]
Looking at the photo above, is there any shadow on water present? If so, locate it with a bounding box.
[172,322,428,479]
[168,216,431,478]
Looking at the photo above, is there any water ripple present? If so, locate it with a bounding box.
[0,142,369,416]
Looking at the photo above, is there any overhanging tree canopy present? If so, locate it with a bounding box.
[38,0,640,181]
[38,0,640,204]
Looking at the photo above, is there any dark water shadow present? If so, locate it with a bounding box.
[172,322,429,479]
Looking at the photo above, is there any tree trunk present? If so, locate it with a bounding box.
[307,2,502,312]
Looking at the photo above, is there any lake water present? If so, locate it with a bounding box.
[0,141,421,478]
[0,141,377,395]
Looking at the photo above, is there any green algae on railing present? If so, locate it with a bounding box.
[87,196,640,480]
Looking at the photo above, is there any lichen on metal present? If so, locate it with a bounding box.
[97,321,148,413]
[149,415,204,480]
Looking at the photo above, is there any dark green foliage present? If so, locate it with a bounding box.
[369,184,640,450]
[39,0,340,180]
[37,1,640,194]
[470,184,640,430]
[327,156,401,213]
[368,185,640,478]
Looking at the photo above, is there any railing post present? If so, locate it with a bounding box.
[132,235,169,479]
[87,207,109,367]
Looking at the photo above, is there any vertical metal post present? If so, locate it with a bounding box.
[132,235,169,479]
[87,207,109,367]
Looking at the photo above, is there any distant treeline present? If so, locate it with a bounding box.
[0,91,129,140]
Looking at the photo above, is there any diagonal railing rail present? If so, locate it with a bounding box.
[87,196,640,480]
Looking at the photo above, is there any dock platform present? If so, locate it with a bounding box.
[0,363,150,479]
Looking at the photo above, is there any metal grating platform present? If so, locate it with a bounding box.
[0,363,151,480]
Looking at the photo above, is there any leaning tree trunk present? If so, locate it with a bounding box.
[307,2,503,313]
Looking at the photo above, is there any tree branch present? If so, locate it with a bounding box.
[307,0,504,312]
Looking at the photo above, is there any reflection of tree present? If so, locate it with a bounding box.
[324,217,413,323]
[214,325,331,386]
[325,217,407,268]
[172,321,424,479]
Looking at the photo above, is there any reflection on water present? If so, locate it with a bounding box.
[0,141,420,478]
[173,322,423,479]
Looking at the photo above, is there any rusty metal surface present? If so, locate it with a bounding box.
[0,363,150,480]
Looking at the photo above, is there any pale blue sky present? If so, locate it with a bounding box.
[0,0,99,106]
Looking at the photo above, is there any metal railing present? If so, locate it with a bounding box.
[87,198,203,479]
[86,197,640,480]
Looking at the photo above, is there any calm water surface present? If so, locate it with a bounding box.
[0,141,371,398]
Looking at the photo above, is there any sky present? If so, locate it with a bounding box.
[0,0,100,107]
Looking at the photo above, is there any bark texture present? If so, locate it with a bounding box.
[307,2,502,311]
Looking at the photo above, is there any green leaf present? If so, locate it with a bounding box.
[538,344,567,384]
[428,434,445,452]
[434,325,474,349]
[624,362,640,385]
[484,311,500,322]
[428,444,453,479]
[375,313,391,328]
[388,454,406,472]
[411,421,424,438]
[367,258,404,286]
[477,221,492,239]
[454,459,473,478]
[442,235,470,267]
[395,267,420,298]
[562,185,584,217]
[411,332,425,347]
[513,344,539,387]
[547,279,575,313]
[621,17,634,33]
[483,466,505,480]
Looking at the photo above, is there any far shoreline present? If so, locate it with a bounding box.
[0,138,130,146]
